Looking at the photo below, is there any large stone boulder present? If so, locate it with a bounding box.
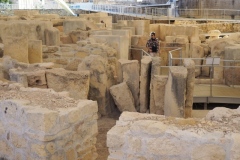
[110,82,136,112]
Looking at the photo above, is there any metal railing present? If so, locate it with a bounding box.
[1,2,240,21]
[178,8,240,20]
[168,52,240,96]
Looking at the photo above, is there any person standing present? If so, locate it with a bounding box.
[146,32,160,57]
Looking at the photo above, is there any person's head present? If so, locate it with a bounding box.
[150,32,156,39]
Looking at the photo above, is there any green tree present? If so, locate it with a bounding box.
[0,0,9,3]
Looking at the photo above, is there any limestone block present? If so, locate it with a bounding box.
[78,55,109,115]
[183,59,195,118]
[28,40,42,64]
[230,133,240,160]
[108,111,240,160]
[9,69,28,87]
[31,144,48,158]
[160,24,199,43]
[63,20,87,34]
[224,45,240,85]
[175,35,189,43]
[11,132,27,148]
[44,28,60,46]
[118,59,140,111]
[0,43,3,58]
[46,68,90,100]
[127,20,150,37]
[165,36,175,43]
[140,56,152,113]
[3,36,29,63]
[151,57,161,79]
[60,35,73,44]
[91,35,129,60]
[0,64,3,79]
[150,75,168,115]
[26,107,59,134]
[164,66,187,117]
[189,44,204,77]
[208,30,221,37]
[110,82,136,112]
[0,21,53,45]
[69,30,89,43]
[228,32,240,43]
[65,58,82,71]
[26,70,47,87]
[121,27,135,35]
[33,14,59,19]
[191,144,226,160]
[208,38,236,58]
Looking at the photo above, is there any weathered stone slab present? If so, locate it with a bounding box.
[140,56,152,113]
[28,40,42,64]
[183,59,195,118]
[150,75,168,115]
[118,59,140,111]
[110,82,136,112]
[3,36,29,63]
[224,45,240,85]
[151,57,161,79]
[108,110,240,160]
[63,20,87,34]
[0,84,98,160]
[46,68,90,100]
[44,28,60,46]
[189,43,204,76]
[164,66,187,117]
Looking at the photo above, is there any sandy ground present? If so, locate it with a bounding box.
[96,116,117,160]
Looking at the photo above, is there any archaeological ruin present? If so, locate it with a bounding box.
[0,0,240,159]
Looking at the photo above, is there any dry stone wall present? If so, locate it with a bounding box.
[0,81,98,160]
[107,109,240,160]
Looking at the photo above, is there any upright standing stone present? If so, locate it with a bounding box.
[28,40,42,64]
[78,55,109,115]
[44,28,60,46]
[3,36,29,63]
[140,56,152,113]
[117,59,140,111]
[183,59,195,118]
[150,75,168,115]
[151,57,161,79]
[164,66,187,117]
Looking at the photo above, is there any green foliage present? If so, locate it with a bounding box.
[0,0,9,3]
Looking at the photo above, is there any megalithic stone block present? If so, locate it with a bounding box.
[150,75,168,115]
[117,59,140,111]
[164,66,187,117]
[110,82,136,112]
[183,59,195,118]
[3,36,29,63]
[44,28,60,46]
[140,56,152,113]
[28,40,42,64]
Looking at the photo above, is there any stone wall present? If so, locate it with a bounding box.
[0,81,98,160]
[107,109,240,160]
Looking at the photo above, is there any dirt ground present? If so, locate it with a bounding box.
[96,116,117,160]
